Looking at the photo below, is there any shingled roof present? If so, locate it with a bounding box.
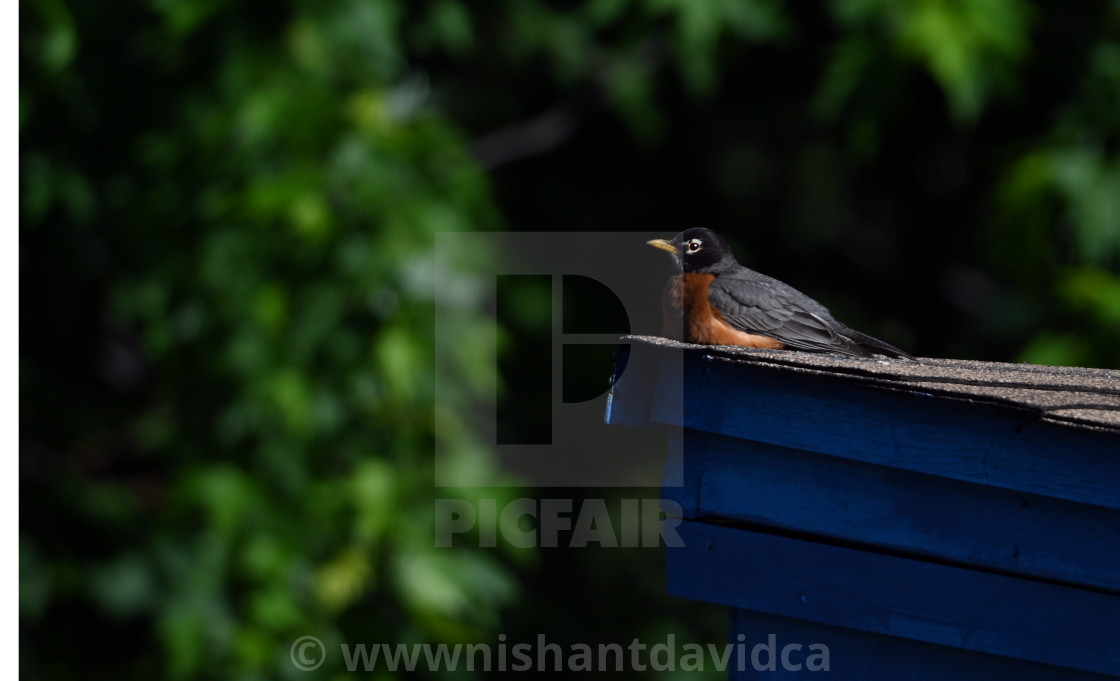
[621,335,1120,433]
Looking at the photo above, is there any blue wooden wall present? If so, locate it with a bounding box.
[607,339,1120,679]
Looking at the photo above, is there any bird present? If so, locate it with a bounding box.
[647,228,913,359]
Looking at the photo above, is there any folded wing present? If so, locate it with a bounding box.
[707,272,889,358]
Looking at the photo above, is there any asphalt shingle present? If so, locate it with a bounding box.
[623,335,1120,433]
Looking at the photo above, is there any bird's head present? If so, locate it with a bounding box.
[647,227,737,273]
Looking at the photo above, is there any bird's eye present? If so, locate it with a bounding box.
[686,239,702,252]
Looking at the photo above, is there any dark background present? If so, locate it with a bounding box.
[21,0,1120,678]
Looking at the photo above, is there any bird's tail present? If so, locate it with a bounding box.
[841,327,914,359]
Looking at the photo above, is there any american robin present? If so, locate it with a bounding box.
[648,228,913,359]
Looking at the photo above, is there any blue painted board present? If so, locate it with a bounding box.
[609,344,1120,509]
[605,341,681,429]
[728,609,1118,680]
[662,429,1120,593]
[667,520,1120,676]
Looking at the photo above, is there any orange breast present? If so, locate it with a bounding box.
[666,273,785,349]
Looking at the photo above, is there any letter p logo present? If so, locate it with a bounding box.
[434,232,683,487]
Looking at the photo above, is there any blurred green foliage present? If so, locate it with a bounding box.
[821,0,1033,124]
[20,0,1120,679]
[23,2,518,678]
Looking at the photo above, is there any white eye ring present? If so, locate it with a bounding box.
[686,239,702,252]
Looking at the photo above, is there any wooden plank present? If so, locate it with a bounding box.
[621,346,1120,510]
[667,520,1120,676]
[662,432,698,513]
[605,341,683,428]
[605,342,649,427]
[680,430,1120,593]
[728,609,1117,680]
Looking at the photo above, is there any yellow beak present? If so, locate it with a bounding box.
[647,238,679,254]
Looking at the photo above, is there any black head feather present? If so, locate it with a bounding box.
[648,227,738,273]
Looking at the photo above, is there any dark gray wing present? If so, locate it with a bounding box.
[707,271,873,357]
